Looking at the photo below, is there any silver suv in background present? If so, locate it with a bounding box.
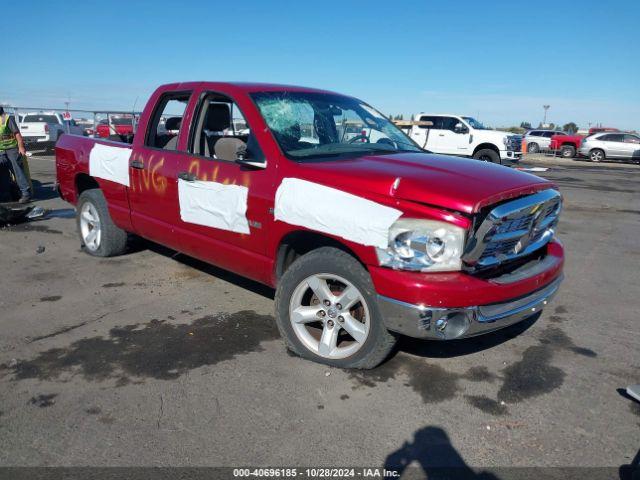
[525,130,566,153]
[579,132,640,162]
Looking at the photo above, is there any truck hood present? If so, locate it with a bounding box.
[296,152,553,214]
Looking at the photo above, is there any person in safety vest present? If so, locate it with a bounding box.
[0,106,31,203]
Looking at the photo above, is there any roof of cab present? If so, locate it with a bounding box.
[156,81,344,96]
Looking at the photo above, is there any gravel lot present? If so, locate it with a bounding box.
[0,153,638,473]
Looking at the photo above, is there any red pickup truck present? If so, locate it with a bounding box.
[55,82,564,369]
[96,115,135,140]
[550,127,619,158]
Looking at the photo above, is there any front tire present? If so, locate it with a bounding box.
[473,148,501,163]
[590,149,605,162]
[77,189,128,257]
[274,247,397,369]
[527,142,540,154]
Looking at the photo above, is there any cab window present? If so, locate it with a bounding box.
[189,92,263,163]
[145,92,191,151]
[419,116,441,129]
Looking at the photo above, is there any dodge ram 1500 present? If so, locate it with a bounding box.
[55,82,564,368]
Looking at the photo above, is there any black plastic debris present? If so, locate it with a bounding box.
[0,202,34,226]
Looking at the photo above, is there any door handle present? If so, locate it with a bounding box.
[178,171,197,182]
[130,160,144,169]
[438,133,445,136]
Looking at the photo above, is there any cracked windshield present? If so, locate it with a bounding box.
[251,91,421,160]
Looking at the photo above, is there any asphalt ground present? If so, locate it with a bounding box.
[0,152,638,474]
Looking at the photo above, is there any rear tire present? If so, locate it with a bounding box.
[77,189,128,257]
[527,142,540,154]
[561,145,576,158]
[274,247,397,369]
[473,148,501,164]
[589,149,605,162]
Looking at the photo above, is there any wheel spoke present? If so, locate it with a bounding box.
[336,285,360,311]
[86,229,97,245]
[340,313,367,343]
[291,305,320,324]
[318,324,339,357]
[82,211,95,223]
[306,276,333,303]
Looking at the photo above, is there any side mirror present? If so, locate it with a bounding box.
[454,123,468,134]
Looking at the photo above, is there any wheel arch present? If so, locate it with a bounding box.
[75,173,100,197]
[472,143,500,156]
[275,230,366,282]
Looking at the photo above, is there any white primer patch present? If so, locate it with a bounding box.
[88,143,132,187]
[274,178,402,249]
[178,179,250,234]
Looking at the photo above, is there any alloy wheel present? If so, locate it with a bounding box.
[79,202,102,251]
[289,274,370,359]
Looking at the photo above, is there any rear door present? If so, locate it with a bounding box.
[602,134,625,157]
[412,115,441,151]
[128,90,193,248]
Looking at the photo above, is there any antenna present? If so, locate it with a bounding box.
[132,96,139,134]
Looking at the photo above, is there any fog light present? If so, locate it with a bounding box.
[436,311,471,340]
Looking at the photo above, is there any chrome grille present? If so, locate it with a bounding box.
[463,189,562,270]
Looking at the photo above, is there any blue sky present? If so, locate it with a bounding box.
[3,0,639,130]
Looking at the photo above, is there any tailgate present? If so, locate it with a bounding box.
[19,122,48,137]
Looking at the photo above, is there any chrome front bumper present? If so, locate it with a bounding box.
[378,276,562,340]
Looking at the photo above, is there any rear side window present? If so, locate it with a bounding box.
[24,114,59,124]
[145,92,191,150]
[419,116,441,129]
[624,134,640,144]
[603,134,624,142]
[543,132,556,138]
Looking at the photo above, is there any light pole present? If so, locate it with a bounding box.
[543,105,550,127]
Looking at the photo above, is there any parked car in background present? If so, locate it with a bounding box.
[550,127,620,158]
[75,118,96,136]
[96,115,134,139]
[525,130,566,153]
[19,111,83,151]
[578,132,640,162]
[406,114,522,163]
[55,81,563,368]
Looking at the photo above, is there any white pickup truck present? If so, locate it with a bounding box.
[404,114,522,164]
[19,112,84,151]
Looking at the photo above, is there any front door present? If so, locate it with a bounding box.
[435,116,470,155]
[170,89,274,281]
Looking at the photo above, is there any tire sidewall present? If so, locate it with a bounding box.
[275,248,393,368]
[473,148,501,164]
[77,189,114,257]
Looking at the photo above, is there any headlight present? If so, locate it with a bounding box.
[376,219,466,272]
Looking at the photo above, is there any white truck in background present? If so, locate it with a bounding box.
[403,113,522,164]
[19,112,83,151]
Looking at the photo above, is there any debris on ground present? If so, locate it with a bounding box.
[26,206,47,219]
[627,385,640,402]
[36,245,46,254]
[0,203,34,226]
[514,167,549,172]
